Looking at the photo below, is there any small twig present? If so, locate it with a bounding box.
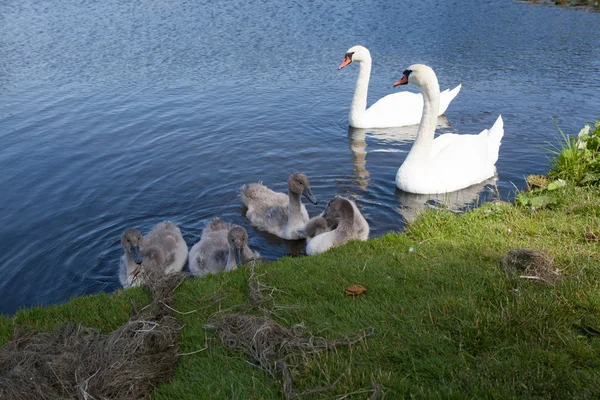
[519,275,553,284]
[178,346,208,356]
[160,301,198,315]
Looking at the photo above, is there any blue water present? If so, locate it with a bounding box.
[1,0,599,314]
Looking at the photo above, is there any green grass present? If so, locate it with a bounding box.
[2,184,599,399]
[548,121,600,186]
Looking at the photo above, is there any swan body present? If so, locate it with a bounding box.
[241,173,318,240]
[339,45,461,129]
[188,219,259,277]
[393,64,504,194]
[306,197,369,255]
[119,221,188,288]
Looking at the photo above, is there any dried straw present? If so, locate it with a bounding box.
[207,264,374,398]
[0,269,185,400]
[501,248,560,284]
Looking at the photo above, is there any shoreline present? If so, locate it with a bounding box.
[519,0,600,11]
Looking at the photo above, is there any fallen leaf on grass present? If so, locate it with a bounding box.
[345,284,366,296]
[584,232,598,242]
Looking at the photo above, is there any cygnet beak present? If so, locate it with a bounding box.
[131,245,142,265]
[303,188,318,205]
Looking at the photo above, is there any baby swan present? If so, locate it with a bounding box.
[241,172,318,240]
[304,215,332,249]
[118,221,188,288]
[306,197,369,255]
[304,216,331,239]
[189,219,259,277]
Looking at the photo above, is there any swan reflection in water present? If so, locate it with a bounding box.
[394,177,498,223]
[347,116,451,191]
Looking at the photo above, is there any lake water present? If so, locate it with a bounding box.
[1,0,599,314]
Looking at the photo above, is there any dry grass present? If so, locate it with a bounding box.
[501,248,560,284]
[205,266,374,399]
[0,270,185,400]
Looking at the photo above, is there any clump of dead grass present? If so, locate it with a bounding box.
[206,265,374,399]
[0,269,185,400]
[501,248,561,284]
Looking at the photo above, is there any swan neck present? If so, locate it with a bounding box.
[226,246,237,271]
[125,251,138,267]
[406,79,441,162]
[349,59,372,121]
[288,190,303,224]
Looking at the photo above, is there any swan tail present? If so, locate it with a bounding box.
[438,83,462,115]
[483,115,504,165]
[239,182,266,207]
[205,217,231,233]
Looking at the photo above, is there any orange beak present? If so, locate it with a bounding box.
[338,56,352,70]
[393,75,409,87]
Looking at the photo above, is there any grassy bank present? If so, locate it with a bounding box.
[2,180,599,398]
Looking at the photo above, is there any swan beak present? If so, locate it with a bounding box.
[303,188,318,205]
[393,76,409,87]
[235,247,243,266]
[338,56,352,70]
[131,245,142,265]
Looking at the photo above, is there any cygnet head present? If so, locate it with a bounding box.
[392,64,438,89]
[338,45,371,70]
[288,173,318,205]
[322,197,354,226]
[140,246,166,269]
[121,228,143,264]
[228,225,249,265]
[304,216,329,239]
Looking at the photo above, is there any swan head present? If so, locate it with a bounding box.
[338,45,371,70]
[227,225,248,265]
[140,245,166,269]
[393,64,437,89]
[288,173,318,205]
[304,216,329,239]
[121,228,143,264]
[322,197,354,227]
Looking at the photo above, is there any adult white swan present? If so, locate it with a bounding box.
[393,64,504,194]
[338,45,461,129]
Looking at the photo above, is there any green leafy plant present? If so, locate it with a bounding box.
[516,178,566,210]
[547,121,600,186]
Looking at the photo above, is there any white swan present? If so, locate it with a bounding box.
[306,197,369,255]
[188,219,259,277]
[240,173,318,240]
[393,64,504,194]
[339,45,461,129]
[119,221,188,288]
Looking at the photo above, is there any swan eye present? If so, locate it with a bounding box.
[345,52,354,60]
[403,69,412,77]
